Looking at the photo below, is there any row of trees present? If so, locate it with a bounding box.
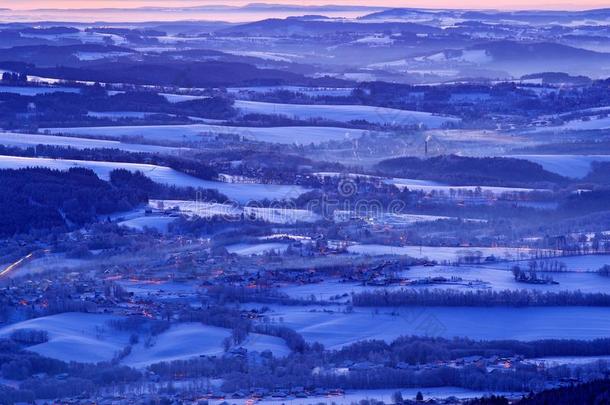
[352,288,610,307]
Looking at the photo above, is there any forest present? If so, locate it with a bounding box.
[0,168,152,236]
[375,155,567,187]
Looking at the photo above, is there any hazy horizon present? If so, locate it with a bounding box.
[4,0,610,11]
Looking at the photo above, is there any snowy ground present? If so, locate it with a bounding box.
[0,132,184,154]
[226,242,289,256]
[386,177,545,195]
[0,85,80,96]
[118,216,177,232]
[315,172,546,195]
[506,154,610,178]
[117,279,199,300]
[524,355,610,367]
[280,257,610,301]
[42,124,369,145]
[123,323,289,368]
[0,314,289,366]
[234,100,460,128]
[531,116,610,132]
[152,200,321,224]
[489,255,610,272]
[406,261,610,293]
[347,244,537,262]
[248,305,610,347]
[228,86,355,97]
[0,313,128,363]
[215,387,523,405]
[0,155,307,203]
[160,93,210,103]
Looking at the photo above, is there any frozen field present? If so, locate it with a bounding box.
[506,154,610,178]
[251,305,610,347]
[234,100,460,128]
[347,244,537,261]
[42,124,369,145]
[0,155,307,203]
[0,313,128,363]
[123,323,289,368]
[0,132,183,154]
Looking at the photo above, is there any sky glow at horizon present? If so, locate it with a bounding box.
[5,0,610,11]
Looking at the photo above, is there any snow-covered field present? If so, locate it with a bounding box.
[228,86,355,97]
[0,314,289,366]
[532,116,610,132]
[42,124,368,145]
[118,216,177,232]
[251,305,610,347]
[160,93,210,103]
[0,155,307,203]
[488,255,610,273]
[213,387,524,405]
[0,132,183,154]
[386,177,545,195]
[234,100,460,127]
[524,355,610,367]
[506,154,610,178]
[406,261,610,293]
[226,242,288,256]
[152,200,321,224]
[247,387,523,405]
[334,210,484,226]
[280,257,610,301]
[0,313,128,363]
[315,172,545,195]
[123,323,289,368]
[347,244,537,261]
[0,85,80,96]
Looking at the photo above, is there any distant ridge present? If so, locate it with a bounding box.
[29,3,386,13]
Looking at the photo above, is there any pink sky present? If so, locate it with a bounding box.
[5,0,610,11]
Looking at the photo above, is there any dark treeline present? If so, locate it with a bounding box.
[352,288,610,307]
[0,60,343,88]
[0,167,228,237]
[516,378,610,405]
[561,188,610,214]
[584,162,610,184]
[0,86,235,128]
[332,336,610,365]
[205,285,332,306]
[148,347,607,394]
[0,168,148,236]
[375,155,566,188]
[0,338,141,401]
[0,143,219,181]
[352,80,610,119]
